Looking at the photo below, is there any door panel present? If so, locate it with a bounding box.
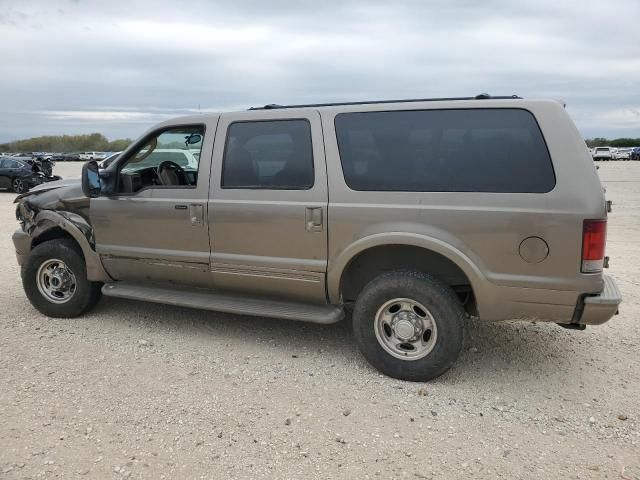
[92,189,211,287]
[209,111,329,303]
[91,118,218,288]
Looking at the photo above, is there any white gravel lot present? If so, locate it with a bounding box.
[0,161,639,479]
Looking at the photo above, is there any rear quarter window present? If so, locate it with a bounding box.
[334,108,555,193]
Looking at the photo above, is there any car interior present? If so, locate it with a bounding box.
[117,128,204,193]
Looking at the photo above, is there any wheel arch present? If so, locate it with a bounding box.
[29,210,111,282]
[328,233,488,316]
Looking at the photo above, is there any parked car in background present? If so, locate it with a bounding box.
[630,147,640,161]
[100,151,121,168]
[79,152,106,161]
[592,147,613,161]
[613,148,632,160]
[51,153,79,162]
[0,157,46,193]
[12,95,620,381]
[63,153,81,161]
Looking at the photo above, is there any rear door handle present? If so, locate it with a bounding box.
[305,207,323,232]
[174,204,188,210]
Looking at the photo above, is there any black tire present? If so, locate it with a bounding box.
[22,238,102,318]
[12,177,27,193]
[352,271,465,382]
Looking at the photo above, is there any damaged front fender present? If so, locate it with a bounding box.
[13,184,111,282]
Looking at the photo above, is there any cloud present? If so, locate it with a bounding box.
[599,108,640,129]
[0,0,639,142]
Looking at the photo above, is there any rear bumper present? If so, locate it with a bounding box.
[476,274,620,326]
[578,275,622,325]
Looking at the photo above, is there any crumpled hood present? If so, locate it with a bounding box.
[14,177,82,201]
[14,176,90,223]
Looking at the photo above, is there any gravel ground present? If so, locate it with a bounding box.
[1,161,639,479]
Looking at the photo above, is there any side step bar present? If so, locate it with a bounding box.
[102,282,344,325]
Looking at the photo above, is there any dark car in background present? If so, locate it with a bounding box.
[631,147,640,161]
[0,157,46,193]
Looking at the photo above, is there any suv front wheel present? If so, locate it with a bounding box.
[352,271,465,381]
[22,238,102,318]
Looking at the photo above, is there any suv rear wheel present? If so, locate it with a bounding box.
[352,271,465,381]
[23,238,102,318]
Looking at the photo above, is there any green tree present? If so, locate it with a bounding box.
[0,133,132,153]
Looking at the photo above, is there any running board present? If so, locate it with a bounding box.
[102,282,344,325]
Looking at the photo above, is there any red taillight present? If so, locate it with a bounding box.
[582,219,607,273]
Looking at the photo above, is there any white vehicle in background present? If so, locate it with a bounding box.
[79,152,107,161]
[100,151,122,168]
[592,147,613,161]
[613,148,631,160]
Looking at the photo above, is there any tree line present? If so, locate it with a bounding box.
[585,138,640,148]
[0,133,132,153]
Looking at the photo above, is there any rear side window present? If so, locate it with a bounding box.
[335,108,555,193]
[222,120,314,189]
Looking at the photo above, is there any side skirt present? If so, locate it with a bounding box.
[102,282,344,325]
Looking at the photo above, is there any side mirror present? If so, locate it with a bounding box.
[81,161,102,198]
[185,133,202,145]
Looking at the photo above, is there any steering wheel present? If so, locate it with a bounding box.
[157,161,187,186]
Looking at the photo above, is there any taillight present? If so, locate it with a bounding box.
[582,219,607,273]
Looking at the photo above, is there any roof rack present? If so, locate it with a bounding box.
[248,93,522,110]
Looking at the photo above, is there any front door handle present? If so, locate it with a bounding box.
[188,204,204,226]
[305,207,323,232]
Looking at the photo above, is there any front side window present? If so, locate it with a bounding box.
[222,120,314,189]
[118,126,204,193]
[335,108,555,193]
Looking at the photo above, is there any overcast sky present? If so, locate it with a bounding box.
[1,0,639,143]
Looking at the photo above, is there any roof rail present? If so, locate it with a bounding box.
[248,94,522,110]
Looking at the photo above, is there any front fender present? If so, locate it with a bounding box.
[26,210,111,282]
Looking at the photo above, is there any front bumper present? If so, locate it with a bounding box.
[578,275,622,325]
[12,228,31,266]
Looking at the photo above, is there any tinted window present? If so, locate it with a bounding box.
[335,109,555,193]
[3,159,20,169]
[222,120,314,189]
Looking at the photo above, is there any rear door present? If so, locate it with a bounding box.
[208,110,329,303]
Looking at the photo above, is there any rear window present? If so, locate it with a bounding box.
[335,108,555,193]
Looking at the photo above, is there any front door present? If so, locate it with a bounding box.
[91,120,217,288]
[209,111,329,303]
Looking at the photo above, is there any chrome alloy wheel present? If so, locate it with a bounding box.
[36,258,77,304]
[374,298,438,361]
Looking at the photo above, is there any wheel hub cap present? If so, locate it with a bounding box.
[36,259,77,304]
[373,298,438,361]
[392,312,422,341]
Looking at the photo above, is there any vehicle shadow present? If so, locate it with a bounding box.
[87,297,580,384]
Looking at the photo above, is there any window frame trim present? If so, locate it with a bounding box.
[220,118,315,191]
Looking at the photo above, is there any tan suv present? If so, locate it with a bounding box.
[12,94,621,381]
